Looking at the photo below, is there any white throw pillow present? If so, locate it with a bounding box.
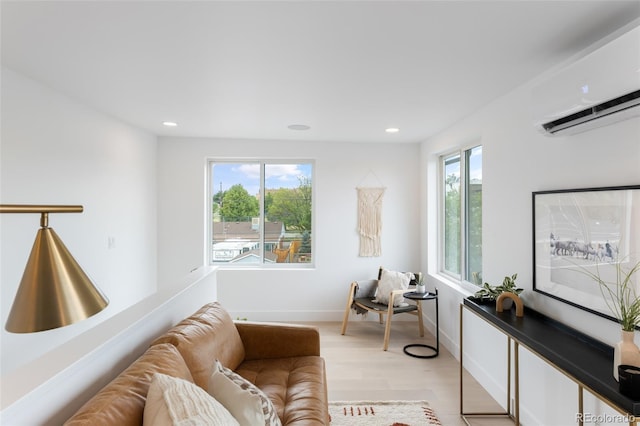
[208,360,282,426]
[374,269,411,306]
[144,372,239,426]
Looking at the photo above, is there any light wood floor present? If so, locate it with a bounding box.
[301,319,514,425]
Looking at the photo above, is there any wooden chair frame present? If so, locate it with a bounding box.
[341,279,424,351]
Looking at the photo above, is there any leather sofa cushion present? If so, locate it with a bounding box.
[235,356,329,426]
[235,321,321,360]
[64,343,193,426]
[150,302,245,388]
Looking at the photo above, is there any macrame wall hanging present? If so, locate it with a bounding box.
[356,170,386,257]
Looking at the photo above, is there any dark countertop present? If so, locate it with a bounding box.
[463,298,640,416]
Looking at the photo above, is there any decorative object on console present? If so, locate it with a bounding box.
[495,292,524,317]
[0,204,108,333]
[618,365,640,400]
[473,273,523,309]
[614,331,640,382]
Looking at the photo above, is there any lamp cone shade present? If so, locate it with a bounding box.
[5,226,109,333]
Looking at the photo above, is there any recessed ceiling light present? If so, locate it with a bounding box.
[162,121,178,127]
[288,124,310,131]
[385,127,400,133]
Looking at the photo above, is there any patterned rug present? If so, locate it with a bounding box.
[329,400,442,425]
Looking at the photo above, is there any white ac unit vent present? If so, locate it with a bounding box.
[541,89,640,135]
[532,25,640,136]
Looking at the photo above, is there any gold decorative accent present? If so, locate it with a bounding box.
[0,205,83,214]
[496,292,524,317]
[1,205,108,333]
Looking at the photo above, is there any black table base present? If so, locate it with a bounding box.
[402,290,439,359]
[403,343,438,358]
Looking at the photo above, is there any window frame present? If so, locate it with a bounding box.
[441,152,462,280]
[207,158,315,268]
[439,144,482,286]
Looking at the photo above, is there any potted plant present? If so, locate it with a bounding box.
[414,273,426,294]
[572,258,640,380]
[473,274,523,309]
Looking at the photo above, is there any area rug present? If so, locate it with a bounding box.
[329,400,442,425]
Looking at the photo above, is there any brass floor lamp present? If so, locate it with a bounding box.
[0,205,109,333]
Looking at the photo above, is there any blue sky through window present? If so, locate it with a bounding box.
[212,163,313,196]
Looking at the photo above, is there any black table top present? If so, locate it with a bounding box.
[403,291,437,300]
[463,298,640,415]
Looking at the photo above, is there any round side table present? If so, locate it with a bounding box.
[402,289,439,358]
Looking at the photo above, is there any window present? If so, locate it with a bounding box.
[209,160,313,266]
[441,145,482,285]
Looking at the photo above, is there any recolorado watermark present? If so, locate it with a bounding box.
[576,413,637,424]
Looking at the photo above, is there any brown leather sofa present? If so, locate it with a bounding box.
[65,302,329,425]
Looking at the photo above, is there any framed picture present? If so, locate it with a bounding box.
[532,185,640,324]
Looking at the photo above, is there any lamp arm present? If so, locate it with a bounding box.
[0,205,83,214]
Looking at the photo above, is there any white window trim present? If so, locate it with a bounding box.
[438,143,481,286]
[206,158,315,269]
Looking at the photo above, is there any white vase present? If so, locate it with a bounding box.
[415,284,426,294]
[613,330,640,381]
[501,297,513,310]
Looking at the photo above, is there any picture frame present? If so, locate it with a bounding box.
[532,185,640,324]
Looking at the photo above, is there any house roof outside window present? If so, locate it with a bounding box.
[213,221,285,241]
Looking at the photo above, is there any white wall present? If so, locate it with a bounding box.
[1,68,158,373]
[421,27,640,424]
[157,137,422,321]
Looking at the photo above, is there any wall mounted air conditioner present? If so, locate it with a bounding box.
[532,25,640,136]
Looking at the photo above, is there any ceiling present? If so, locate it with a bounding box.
[2,1,639,143]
